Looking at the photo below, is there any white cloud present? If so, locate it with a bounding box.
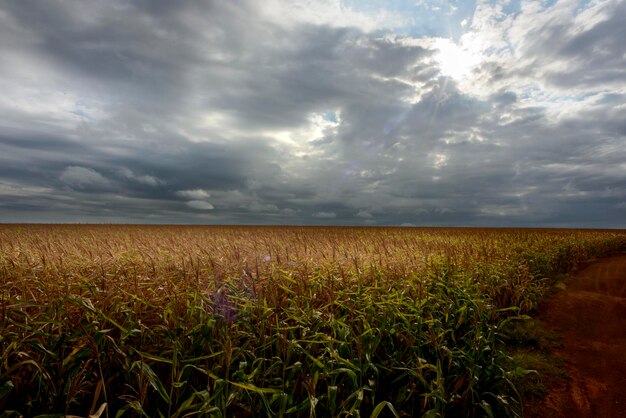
[119,168,162,186]
[176,189,211,200]
[0,182,53,197]
[186,200,214,210]
[456,0,626,99]
[60,166,109,188]
[430,153,449,169]
[178,189,214,210]
[260,0,410,32]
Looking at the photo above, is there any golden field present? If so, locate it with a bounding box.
[1,225,625,417]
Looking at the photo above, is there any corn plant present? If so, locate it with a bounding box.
[1,225,625,416]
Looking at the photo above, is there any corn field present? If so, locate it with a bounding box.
[1,225,625,417]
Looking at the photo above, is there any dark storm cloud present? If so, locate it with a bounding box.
[0,0,625,226]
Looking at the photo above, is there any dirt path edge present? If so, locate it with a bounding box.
[525,254,626,418]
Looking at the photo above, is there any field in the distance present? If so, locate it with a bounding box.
[2,225,626,417]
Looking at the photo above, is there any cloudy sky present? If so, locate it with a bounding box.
[1,0,625,226]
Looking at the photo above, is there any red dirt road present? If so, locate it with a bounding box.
[528,254,626,417]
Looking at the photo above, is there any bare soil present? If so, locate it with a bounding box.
[526,254,626,417]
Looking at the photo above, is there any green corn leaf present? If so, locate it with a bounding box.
[370,401,400,418]
[0,380,14,399]
[229,381,281,394]
[131,361,171,404]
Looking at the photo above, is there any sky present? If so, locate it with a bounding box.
[0,0,625,227]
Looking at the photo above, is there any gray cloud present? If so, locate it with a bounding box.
[186,200,214,210]
[0,0,624,227]
[176,189,211,200]
[60,166,110,189]
[119,168,162,187]
[313,211,337,219]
